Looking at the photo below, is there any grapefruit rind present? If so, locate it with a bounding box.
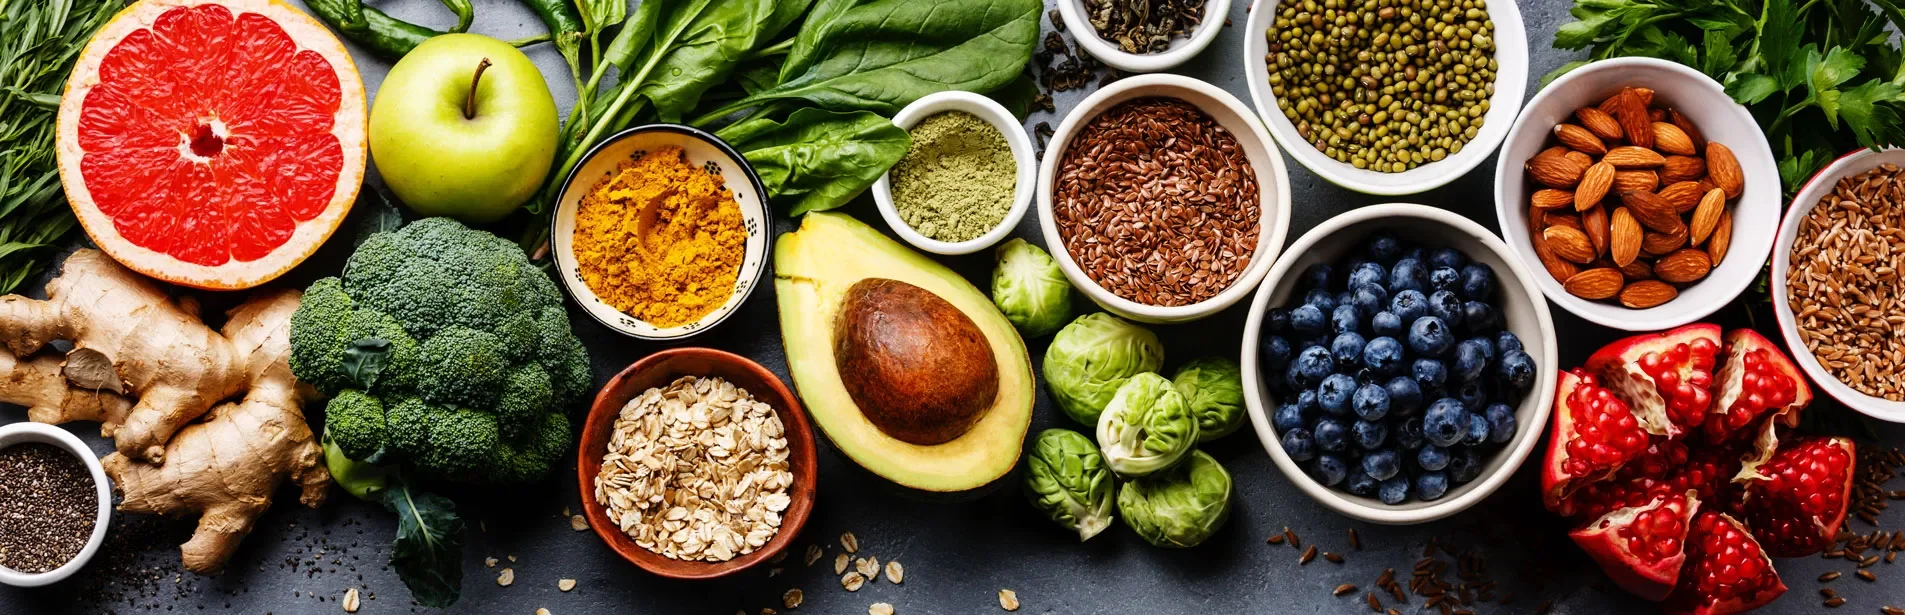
[55,0,366,290]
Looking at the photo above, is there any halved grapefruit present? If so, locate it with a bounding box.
[56,0,366,290]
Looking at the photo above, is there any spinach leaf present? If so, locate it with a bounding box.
[576,0,626,35]
[381,482,465,608]
[735,59,784,95]
[729,108,910,216]
[342,338,392,389]
[696,0,1041,123]
[778,0,868,82]
[637,0,779,122]
[761,0,818,43]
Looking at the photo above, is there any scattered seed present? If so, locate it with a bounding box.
[999,589,1020,611]
[1301,545,1319,565]
[1882,606,1903,615]
[1828,597,1848,608]
[341,588,360,613]
[885,560,904,584]
[1334,584,1358,596]
[558,578,576,592]
[1860,570,1878,582]
[1826,588,1842,598]
[497,568,514,587]
[783,589,803,609]
[869,604,894,615]
[1865,555,1882,567]
[1267,534,1285,545]
[1366,592,1382,611]
[1349,529,1362,551]
[1823,571,1843,582]
[1324,552,1345,564]
[840,532,859,554]
[1286,527,1301,549]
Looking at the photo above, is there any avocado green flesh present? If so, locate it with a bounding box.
[775,212,1034,493]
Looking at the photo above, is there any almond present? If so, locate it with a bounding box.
[1620,280,1678,308]
[1582,204,1610,258]
[1633,87,1655,106]
[1527,155,1586,188]
[1648,108,1667,122]
[1603,146,1666,168]
[1527,204,1547,235]
[1706,142,1744,198]
[1533,231,1581,283]
[1657,181,1707,212]
[1554,124,1607,155]
[1651,122,1696,155]
[1563,268,1624,300]
[1660,155,1706,183]
[1531,189,1575,209]
[1668,109,1705,149]
[1612,170,1659,195]
[1542,211,1583,230]
[1689,188,1725,245]
[1609,207,1642,266]
[1621,191,1686,235]
[1575,162,1615,211]
[1709,210,1732,264]
[1536,145,1572,161]
[1641,226,1689,257]
[1619,259,1655,281]
[1612,89,1653,149]
[1543,225,1597,264]
[1597,87,1654,114]
[1654,248,1713,283]
[1575,107,1624,141]
[1564,150,1595,168]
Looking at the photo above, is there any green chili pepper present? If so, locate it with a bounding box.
[306,0,444,60]
[517,0,587,107]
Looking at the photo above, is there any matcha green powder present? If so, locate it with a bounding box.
[891,111,1017,242]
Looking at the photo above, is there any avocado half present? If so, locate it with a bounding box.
[775,212,1034,494]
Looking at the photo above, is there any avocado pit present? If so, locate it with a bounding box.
[833,278,999,445]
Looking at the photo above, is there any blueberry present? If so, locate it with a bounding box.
[1378,476,1411,504]
[1461,301,1501,333]
[1349,262,1389,289]
[1290,346,1334,389]
[1423,398,1468,447]
[1390,290,1429,323]
[1430,247,1468,270]
[1281,428,1316,461]
[1365,233,1404,264]
[1332,332,1367,367]
[1346,469,1380,496]
[1371,311,1404,337]
[1266,307,1291,333]
[1455,379,1487,410]
[1351,419,1388,450]
[1331,304,1362,335]
[1319,374,1357,415]
[1290,304,1328,336]
[1428,266,1460,292]
[1390,258,1428,293]
[1459,263,1496,301]
[1464,413,1490,446]
[1484,403,1517,443]
[1394,417,1425,451]
[1263,335,1294,372]
[1412,358,1448,390]
[1314,418,1348,452]
[1352,382,1390,421]
[1361,336,1405,376]
[1273,402,1307,432]
[1408,316,1454,356]
[1351,283,1388,319]
[1304,288,1337,311]
[1362,449,1402,480]
[1498,350,1536,392]
[1448,447,1484,483]
[1404,246,1429,262]
[1452,339,1490,382]
[1494,331,1524,355]
[1297,390,1321,417]
[1301,263,1333,290]
[1415,471,1450,501]
[1310,454,1349,487]
[1428,290,1465,328]
[1416,445,1450,471]
[1466,336,1498,364]
[1384,377,1424,415]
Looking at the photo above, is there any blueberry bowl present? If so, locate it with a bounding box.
[1241,204,1558,524]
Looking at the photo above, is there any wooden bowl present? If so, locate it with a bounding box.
[576,348,818,579]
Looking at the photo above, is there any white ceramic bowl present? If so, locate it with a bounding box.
[1773,147,1905,422]
[1056,0,1232,73]
[1035,73,1293,324]
[0,422,111,587]
[1493,57,1779,331]
[871,91,1035,255]
[1241,204,1558,524]
[550,124,771,341]
[1242,0,1527,195]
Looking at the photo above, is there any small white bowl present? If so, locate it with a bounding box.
[1035,73,1293,324]
[550,124,772,341]
[1242,0,1527,195]
[0,422,112,587]
[1773,147,1905,422]
[1241,204,1559,525]
[1493,57,1779,331]
[871,91,1035,255]
[1056,0,1232,73]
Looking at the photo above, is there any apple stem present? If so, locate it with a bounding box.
[464,58,492,120]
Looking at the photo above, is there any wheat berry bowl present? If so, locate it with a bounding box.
[0,422,112,587]
[549,124,772,341]
[1035,73,1293,324]
[576,348,817,580]
[1240,204,1558,524]
[1056,0,1232,73]
[871,90,1036,255]
[1773,147,1905,422]
[1242,0,1527,195]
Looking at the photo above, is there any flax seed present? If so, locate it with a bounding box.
[1334,584,1357,596]
[1301,545,1318,565]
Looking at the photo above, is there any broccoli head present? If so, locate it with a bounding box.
[293,217,590,486]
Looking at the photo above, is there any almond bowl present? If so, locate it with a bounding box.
[1492,57,1779,331]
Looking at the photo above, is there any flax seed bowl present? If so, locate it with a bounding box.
[1035,73,1293,324]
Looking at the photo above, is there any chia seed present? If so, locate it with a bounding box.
[0,442,98,573]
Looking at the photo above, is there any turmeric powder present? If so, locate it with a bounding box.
[573,146,747,328]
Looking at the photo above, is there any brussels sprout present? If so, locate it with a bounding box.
[1171,356,1247,442]
[1044,313,1164,426]
[1023,429,1115,541]
[1096,372,1198,477]
[1117,450,1232,548]
[991,239,1074,338]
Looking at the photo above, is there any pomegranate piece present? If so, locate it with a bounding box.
[1663,511,1786,615]
[1732,436,1855,557]
[1542,369,1652,512]
[1561,440,1737,521]
[1586,324,1722,439]
[1704,329,1812,443]
[1570,491,1700,601]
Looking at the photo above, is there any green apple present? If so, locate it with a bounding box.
[369,34,557,224]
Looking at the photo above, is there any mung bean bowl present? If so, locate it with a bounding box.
[1242,0,1527,195]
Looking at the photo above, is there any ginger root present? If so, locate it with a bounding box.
[0,250,329,573]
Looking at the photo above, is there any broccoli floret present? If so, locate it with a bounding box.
[384,397,436,459]
[417,408,500,479]
[533,307,593,407]
[290,278,356,393]
[417,327,506,408]
[324,390,387,460]
[496,365,552,440]
[493,312,539,363]
[487,412,570,484]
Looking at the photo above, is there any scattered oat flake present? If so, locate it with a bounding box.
[770,550,789,565]
[341,588,360,613]
[843,571,866,591]
[783,589,803,609]
[769,567,784,577]
[497,568,515,586]
[509,555,518,563]
[834,552,851,575]
[998,589,1020,611]
[856,556,879,579]
[761,609,777,615]
[536,609,551,615]
[885,560,904,584]
[558,578,576,592]
[485,557,498,568]
[804,544,824,566]
[571,515,589,531]
[869,603,895,615]
[841,532,860,553]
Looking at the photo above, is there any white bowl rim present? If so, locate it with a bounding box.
[1056,0,1234,73]
[1034,73,1295,322]
[1771,146,1905,422]
[1242,0,1528,195]
[1491,56,1778,331]
[1240,203,1560,524]
[0,422,112,587]
[870,91,1036,256]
